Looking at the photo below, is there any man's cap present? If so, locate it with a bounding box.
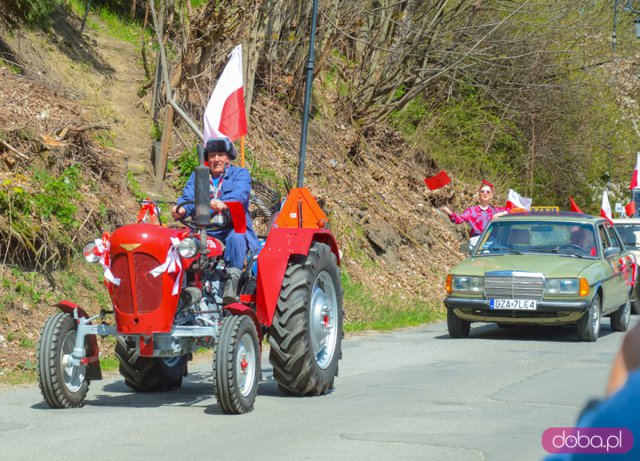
[205,137,237,160]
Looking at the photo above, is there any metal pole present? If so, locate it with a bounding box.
[80,0,92,34]
[296,0,319,188]
[149,0,204,141]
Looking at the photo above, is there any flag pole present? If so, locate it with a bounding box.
[241,136,245,167]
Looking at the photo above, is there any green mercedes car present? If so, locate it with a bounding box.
[444,213,634,341]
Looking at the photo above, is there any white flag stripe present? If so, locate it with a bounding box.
[203,45,243,141]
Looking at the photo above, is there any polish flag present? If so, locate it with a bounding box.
[600,190,614,224]
[203,45,247,142]
[630,152,640,190]
[505,189,532,211]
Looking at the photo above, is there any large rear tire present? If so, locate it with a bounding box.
[115,338,188,392]
[213,315,260,414]
[577,295,601,342]
[269,242,343,396]
[37,312,89,408]
[447,309,470,338]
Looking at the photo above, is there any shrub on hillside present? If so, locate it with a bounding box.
[6,0,62,27]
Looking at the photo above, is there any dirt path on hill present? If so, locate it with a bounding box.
[85,30,155,196]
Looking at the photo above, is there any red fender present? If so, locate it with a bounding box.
[254,227,340,327]
[225,303,263,342]
[54,301,102,380]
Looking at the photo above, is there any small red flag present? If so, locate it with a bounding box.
[569,196,583,214]
[424,170,451,191]
[625,202,636,217]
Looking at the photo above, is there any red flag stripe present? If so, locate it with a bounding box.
[218,87,247,141]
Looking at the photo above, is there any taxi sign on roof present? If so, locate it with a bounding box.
[530,206,559,212]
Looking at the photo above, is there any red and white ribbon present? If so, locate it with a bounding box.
[149,237,182,295]
[94,236,120,286]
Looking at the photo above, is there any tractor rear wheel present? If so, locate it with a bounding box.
[269,242,343,396]
[37,312,89,408]
[213,314,260,414]
[115,338,188,392]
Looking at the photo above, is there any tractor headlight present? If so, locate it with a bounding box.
[82,242,100,264]
[178,237,199,258]
[452,275,484,293]
[544,278,579,295]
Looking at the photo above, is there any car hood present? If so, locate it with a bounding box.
[452,255,598,278]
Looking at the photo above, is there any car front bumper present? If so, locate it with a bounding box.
[444,297,590,324]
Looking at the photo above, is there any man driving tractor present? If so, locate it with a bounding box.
[171,137,259,304]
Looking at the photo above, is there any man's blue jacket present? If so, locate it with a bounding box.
[177,165,259,252]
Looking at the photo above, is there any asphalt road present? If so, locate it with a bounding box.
[0,317,631,461]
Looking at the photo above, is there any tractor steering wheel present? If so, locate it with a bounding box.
[175,201,231,230]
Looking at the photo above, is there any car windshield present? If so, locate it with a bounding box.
[614,223,640,247]
[475,221,598,258]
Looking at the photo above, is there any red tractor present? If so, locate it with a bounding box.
[37,171,343,413]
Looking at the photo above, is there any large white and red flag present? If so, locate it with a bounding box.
[203,45,247,141]
[505,189,532,211]
[600,190,614,224]
[630,152,640,190]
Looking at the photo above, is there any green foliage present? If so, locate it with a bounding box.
[399,85,526,189]
[90,130,116,148]
[150,123,162,142]
[8,0,62,28]
[169,147,199,190]
[341,272,443,331]
[126,171,145,200]
[33,165,82,227]
[0,58,22,75]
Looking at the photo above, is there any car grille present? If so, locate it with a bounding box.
[484,271,544,300]
[110,252,162,314]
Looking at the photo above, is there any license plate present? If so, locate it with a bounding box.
[490,299,537,310]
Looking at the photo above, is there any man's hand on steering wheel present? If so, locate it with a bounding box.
[171,205,187,221]
[210,199,228,213]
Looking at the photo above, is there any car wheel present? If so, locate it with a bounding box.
[447,309,470,338]
[577,295,601,342]
[611,298,631,332]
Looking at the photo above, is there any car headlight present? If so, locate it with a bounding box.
[452,275,484,293]
[82,242,100,264]
[544,278,579,295]
[178,237,199,258]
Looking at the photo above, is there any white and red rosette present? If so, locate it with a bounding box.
[149,237,182,295]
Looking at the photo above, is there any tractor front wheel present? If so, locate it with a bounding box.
[269,242,343,396]
[115,339,188,392]
[213,314,260,414]
[37,312,89,408]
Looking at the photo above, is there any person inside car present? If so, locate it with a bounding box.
[172,137,259,304]
[569,226,596,256]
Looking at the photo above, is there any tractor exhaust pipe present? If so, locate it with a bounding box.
[195,143,210,253]
[296,0,319,188]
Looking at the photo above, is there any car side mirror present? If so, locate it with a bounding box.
[459,242,471,254]
[604,247,621,258]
